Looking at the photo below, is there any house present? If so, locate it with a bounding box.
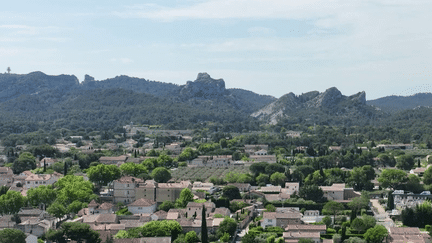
[192,182,218,194]
[135,180,192,203]
[227,183,251,192]
[254,149,268,156]
[284,182,300,195]
[387,226,430,243]
[376,144,414,150]
[0,167,14,186]
[248,155,277,163]
[127,198,157,215]
[99,156,128,165]
[164,143,182,155]
[261,211,302,228]
[244,145,269,155]
[38,157,56,168]
[410,166,429,176]
[88,200,115,214]
[260,185,281,194]
[17,218,52,237]
[185,202,216,219]
[393,190,432,209]
[24,172,62,189]
[320,183,360,202]
[285,224,326,234]
[283,231,321,243]
[190,155,233,167]
[286,131,302,138]
[112,176,144,204]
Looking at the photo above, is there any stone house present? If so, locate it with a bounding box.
[185,202,216,219]
[135,180,192,203]
[244,145,269,155]
[112,176,144,204]
[24,172,62,189]
[190,155,233,167]
[0,167,14,186]
[320,183,360,202]
[88,200,115,214]
[127,198,157,215]
[261,211,303,228]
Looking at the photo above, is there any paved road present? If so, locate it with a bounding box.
[371,199,395,228]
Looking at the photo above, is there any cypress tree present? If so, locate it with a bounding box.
[201,204,208,243]
[43,160,47,172]
[388,191,394,210]
[64,162,68,176]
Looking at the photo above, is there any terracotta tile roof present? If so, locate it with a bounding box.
[99,202,114,210]
[153,210,167,220]
[88,199,99,207]
[166,212,179,220]
[129,198,156,207]
[283,232,321,239]
[95,214,118,224]
[115,176,144,184]
[285,224,326,231]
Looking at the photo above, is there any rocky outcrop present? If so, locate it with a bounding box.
[252,87,370,124]
[180,73,227,99]
[0,72,79,102]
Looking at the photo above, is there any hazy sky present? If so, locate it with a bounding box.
[1,0,431,100]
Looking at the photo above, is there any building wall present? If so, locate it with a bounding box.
[128,204,157,215]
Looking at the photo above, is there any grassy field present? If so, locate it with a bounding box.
[171,166,251,182]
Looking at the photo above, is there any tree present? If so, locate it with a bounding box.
[120,162,148,177]
[348,166,375,191]
[0,186,9,196]
[265,163,285,175]
[27,185,56,207]
[322,216,332,228]
[151,167,172,183]
[387,191,394,210]
[423,166,432,185]
[351,218,366,234]
[47,201,67,219]
[298,184,324,202]
[139,220,183,241]
[0,190,25,215]
[270,172,286,186]
[378,169,408,190]
[159,200,175,212]
[62,222,101,243]
[396,154,415,170]
[176,188,194,208]
[87,164,121,186]
[55,175,97,205]
[222,185,241,200]
[12,152,36,174]
[363,225,388,243]
[0,228,26,243]
[348,195,370,216]
[202,204,208,243]
[185,231,199,243]
[46,222,101,243]
[323,201,344,223]
[217,217,237,238]
[220,232,230,242]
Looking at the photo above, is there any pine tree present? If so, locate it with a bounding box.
[201,204,208,243]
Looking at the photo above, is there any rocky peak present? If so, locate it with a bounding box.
[180,73,227,99]
[84,74,95,82]
[309,87,343,108]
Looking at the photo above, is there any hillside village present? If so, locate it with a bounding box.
[1,125,432,243]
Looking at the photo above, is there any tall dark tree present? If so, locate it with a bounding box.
[63,161,68,176]
[387,191,394,210]
[201,204,208,243]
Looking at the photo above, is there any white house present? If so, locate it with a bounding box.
[127,198,157,214]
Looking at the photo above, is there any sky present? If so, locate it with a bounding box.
[1,0,432,100]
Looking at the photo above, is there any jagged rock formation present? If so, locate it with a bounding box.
[252,87,368,124]
[0,72,79,102]
[180,73,227,99]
